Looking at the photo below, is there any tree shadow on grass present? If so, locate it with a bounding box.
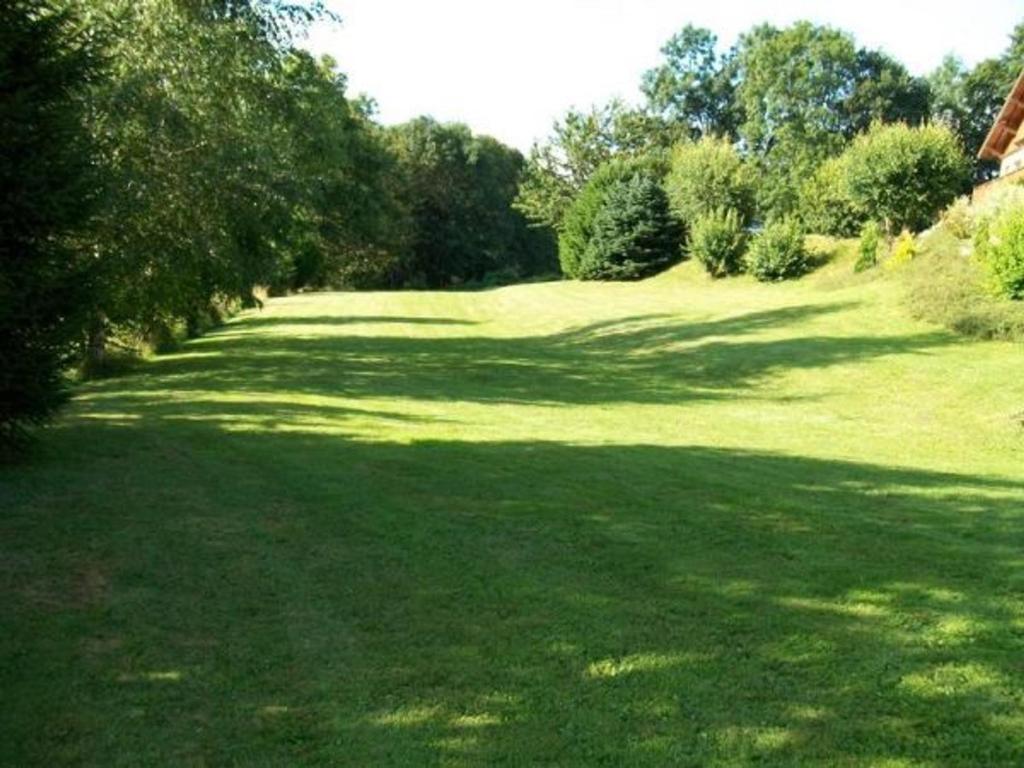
[84,301,954,408]
[219,315,480,330]
[3,418,1023,765]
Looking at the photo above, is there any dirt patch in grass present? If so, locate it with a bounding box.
[5,557,111,612]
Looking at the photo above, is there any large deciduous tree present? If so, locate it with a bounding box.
[735,22,860,218]
[389,118,556,288]
[641,25,741,141]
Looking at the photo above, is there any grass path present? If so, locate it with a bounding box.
[2,258,1023,765]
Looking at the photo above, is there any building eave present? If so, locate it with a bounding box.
[979,67,1024,160]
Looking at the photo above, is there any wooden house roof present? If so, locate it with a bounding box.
[979,67,1024,160]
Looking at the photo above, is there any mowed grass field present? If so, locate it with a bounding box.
[2,254,1024,766]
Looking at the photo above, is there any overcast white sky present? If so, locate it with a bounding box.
[303,0,1024,151]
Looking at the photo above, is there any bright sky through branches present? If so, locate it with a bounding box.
[304,0,1023,151]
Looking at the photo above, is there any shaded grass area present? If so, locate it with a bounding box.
[2,278,1023,766]
[82,302,948,409]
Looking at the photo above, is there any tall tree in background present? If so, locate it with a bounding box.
[271,53,409,291]
[735,21,933,219]
[0,1,99,451]
[514,100,681,232]
[929,23,1024,182]
[390,118,556,287]
[844,50,931,137]
[641,25,741,140]
[735,22,860,218]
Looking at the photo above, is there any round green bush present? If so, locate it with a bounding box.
[689,208,747,278]
[559,157,682,280]
[746,220,809,282]
[665,136,757,228]
[844,122,970,234]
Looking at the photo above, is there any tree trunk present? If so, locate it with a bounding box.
[85,313,107,375]
[185,310,202,339]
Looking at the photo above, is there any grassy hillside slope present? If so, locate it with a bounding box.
[2,255,1023,766]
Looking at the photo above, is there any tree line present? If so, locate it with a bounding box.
[516,20,1024,235]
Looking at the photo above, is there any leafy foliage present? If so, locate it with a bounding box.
[387,118,555,288]
[82,0,316,344]
[576,174,682,280]
[665,137,756,229]
[905,228,1024,340]
[927,29,1024,184]
[746,220,809,282]
[797,156,866,238]
[940,196,975,240]
[271,54,409,292]
[689,209,747,278]
[844,50,931,137]
[975,202,1024,299]
[0,0,98,452]
[886,230,918,270]
[641,25,741,140]
[515,101,681,232]
[844,122,970,235]
[856,221,882,272]
[736,23,860,219]
[735,22,934,220]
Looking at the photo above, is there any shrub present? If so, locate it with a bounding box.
[797,156,865,237]
[886,230,917,270]
[574,173,683,280]
[689,208,747,278]
[855,221,881,272]
[746,220,808,282]
[975,203,1024,299]
[940,196,974,240]
[665,136,757,227]
[844,121,970,234]
[559,157,681,280]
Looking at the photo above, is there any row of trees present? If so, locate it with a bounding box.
[516,20,1024,235]
[1,0,554,450]
[553,120,970,284]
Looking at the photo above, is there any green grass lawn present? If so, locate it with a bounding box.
[3,254,1024,766]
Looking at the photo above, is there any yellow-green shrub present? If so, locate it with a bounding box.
[885,231,917,270]
[855,221,881,272]
[689,208,747,278]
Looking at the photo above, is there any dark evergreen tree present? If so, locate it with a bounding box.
[0,1,99,452]
[576,173,683,281]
